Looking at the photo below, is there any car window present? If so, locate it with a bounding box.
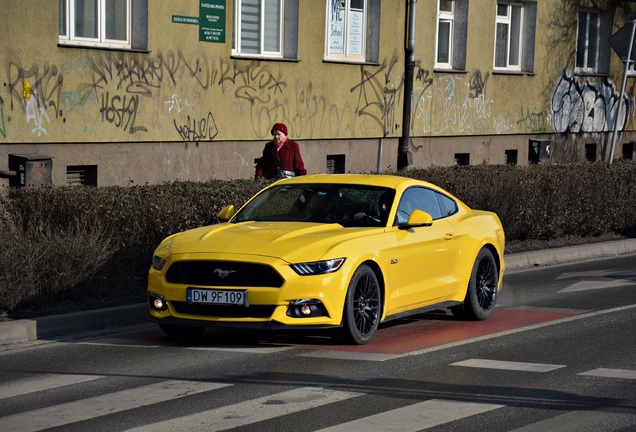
[437,192,458,216]
[396,187,444,224]
[233,183,395,227]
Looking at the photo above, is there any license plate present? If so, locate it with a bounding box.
[187,288,248,306]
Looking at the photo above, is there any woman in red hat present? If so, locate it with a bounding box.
[255,123,307,179]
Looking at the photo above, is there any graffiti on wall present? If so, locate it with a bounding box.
[6,61,64,137]
[0,96,11,139]
[88,50,211,96]
[411,69,494,135]
[350,56,403,137]
[3,49,574,145]
[25,89,51,136]
[551,70,632,133]
[174,112,219,141]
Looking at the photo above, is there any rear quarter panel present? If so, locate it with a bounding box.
[445,209,506,302]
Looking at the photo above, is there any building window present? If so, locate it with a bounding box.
[585,143,597,162]
[326,154,346,174]
[436,1,454,67]
[67,165,98,186]
[575,9,613,75]
[59,0,147,50]
[493,1,536,73]
[233,0,298,59]
[454,153,470,165]
[622,142,634,160]
[324,0,380,63]
[494,2,523,70]
[576,10,600,73]
[233,0,282,56]
[435,0,468,70]
[325,0,367,62]
[505,149,518,165]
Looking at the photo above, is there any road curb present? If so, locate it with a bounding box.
[504,238,636,270]
[0,303,148,346]
[2,239,635,346]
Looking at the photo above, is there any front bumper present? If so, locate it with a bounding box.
[147,253,353,328]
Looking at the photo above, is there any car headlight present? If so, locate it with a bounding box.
[152,255,168,271]
[290,258,345,275]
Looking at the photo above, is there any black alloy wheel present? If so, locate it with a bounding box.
[451,248,498,320]
[335,264,382,345]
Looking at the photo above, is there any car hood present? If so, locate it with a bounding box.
[164,221,378,262]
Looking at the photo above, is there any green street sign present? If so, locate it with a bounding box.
[172,15,199,25]
[199,0,226,43]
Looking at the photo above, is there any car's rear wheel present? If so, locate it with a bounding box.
[451,248,498,320]
[334,264,381,345]
[159,323,205,337]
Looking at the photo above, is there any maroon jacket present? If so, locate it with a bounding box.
[255,139,307,178]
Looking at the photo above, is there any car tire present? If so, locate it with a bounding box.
[159,323,205,337]
[334,264,381,345]
[451,248,498,321]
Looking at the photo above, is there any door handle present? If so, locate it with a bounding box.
[444,233,454,240]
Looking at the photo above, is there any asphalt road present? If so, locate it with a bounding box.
[0,253,635,431]
[2,238,636,346]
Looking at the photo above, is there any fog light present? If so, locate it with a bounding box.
[148,292,168,312]
[287,299,329,318]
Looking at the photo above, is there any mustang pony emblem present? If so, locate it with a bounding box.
[213,268,236,279]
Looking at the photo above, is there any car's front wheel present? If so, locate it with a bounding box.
[334,264,381,345]
[451,248,498,320]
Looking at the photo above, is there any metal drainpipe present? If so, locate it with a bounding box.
[398,0,417,171]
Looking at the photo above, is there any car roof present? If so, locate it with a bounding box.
[273,173,435,190]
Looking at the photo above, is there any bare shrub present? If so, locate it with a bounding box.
[0,216,118,311]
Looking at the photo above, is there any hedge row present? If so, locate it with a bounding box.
[1,162,635,315]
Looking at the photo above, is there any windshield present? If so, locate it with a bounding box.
[233,183,395,227]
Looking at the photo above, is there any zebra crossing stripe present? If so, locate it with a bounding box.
[451,359,566,372]
[0,374,104,400]
[507,410,636,432]
[1,380,230,432]
[314,399,505,432]
[125,387,363,431]
[579,368,636,380]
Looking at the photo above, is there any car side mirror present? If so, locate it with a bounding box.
[399,209,433,230]
[218,205,235,222]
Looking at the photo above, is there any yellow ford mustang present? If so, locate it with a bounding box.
[147,174,505,344]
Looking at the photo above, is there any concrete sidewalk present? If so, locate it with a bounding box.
[2,238,636,346]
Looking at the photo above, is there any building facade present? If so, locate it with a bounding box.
[1,0,635,187]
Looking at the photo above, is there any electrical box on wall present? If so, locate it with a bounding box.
[8,154,53,188]
[528,140,551,164]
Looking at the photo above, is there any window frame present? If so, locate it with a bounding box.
[59,0,132,49]
[396,187,457,225]
[232,0,285,58]
[435,0,455,68]
[576,9,601,74]
[494,1,524,71]
[324,0,368,63]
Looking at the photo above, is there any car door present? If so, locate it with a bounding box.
[385,187,460,313]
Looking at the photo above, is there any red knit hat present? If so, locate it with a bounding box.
[271,123,288,136]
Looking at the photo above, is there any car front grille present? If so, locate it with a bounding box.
[165,261,284,288]
[172,302,276,318]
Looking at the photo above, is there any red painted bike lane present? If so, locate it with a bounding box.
[295,309,580,354]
